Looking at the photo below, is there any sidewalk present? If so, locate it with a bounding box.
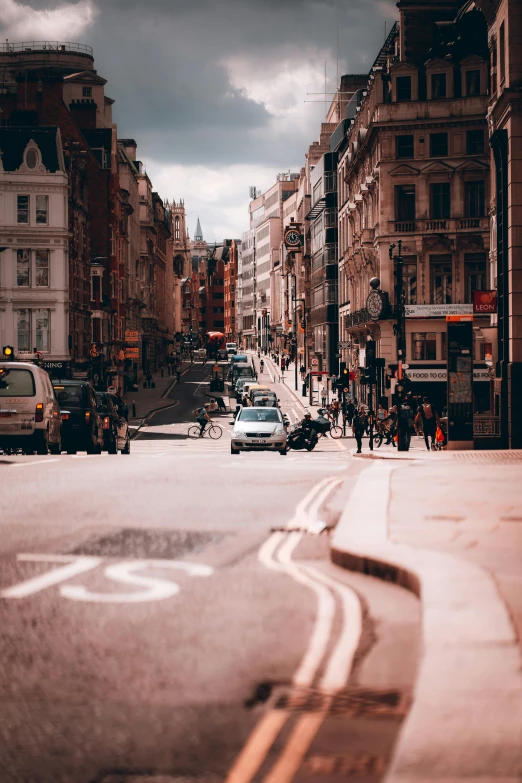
[124,360,190,427]
[332,449,522,782]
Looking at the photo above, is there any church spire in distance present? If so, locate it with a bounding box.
[194,217,203,241]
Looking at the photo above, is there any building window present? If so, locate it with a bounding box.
[26,148,38,169]
[431,255,453,304]
[35,310,50,352]
[412,332,437,361]
[480,341,493,361]
[175,216,180,240]
[499,21,505,84]
[35,249,50,286]
[465,70,481,96]
[464,181,485,217]
[430,183,450,219]
[394,185,416,221]
[431,73,447,99]
[16,249,31,286]
[430,132,448,157]
[82,86,92,97]
[396,76,412,102]
[325,281,338,303]
[17,310,31,352]
[313,285,324,308]
[403,258,417,305]
[396,135,414,159]
[466,130,484,155]
[213,307,224,313]
[35,195,48,225]
[465,253,487,303]
[17,195,29,224]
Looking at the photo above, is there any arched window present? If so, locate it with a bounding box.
[175,216,180,240]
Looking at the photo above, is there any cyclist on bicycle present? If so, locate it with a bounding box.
[195,406,210,437]
[259,358,264,373]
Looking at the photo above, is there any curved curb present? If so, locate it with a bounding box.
[331,461,522,782]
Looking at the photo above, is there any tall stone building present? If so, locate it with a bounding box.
[338,8,493,415]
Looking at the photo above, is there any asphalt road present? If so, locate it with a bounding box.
[0,361,420,783]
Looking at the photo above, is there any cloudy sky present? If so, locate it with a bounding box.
[0,0,397,241]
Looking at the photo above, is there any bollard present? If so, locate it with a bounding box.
[161,367,164,378]
[132,401,137,418]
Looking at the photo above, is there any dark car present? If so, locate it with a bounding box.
[52,380,103,455]
[217,349,229,362]
[96,392,131,454]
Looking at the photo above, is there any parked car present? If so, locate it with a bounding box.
[230,406,287,455]
[0,362,61,455]
[95,392,130,454]
[52,380,103,455]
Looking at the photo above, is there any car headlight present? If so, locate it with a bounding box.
[232,428,244,437]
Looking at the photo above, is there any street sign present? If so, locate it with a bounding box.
[343,387,349,393]
[107,385,117,394]
[311,357,319,368]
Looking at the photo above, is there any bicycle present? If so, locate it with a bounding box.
[188,422,223,440]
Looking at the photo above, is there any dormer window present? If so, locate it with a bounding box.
[26,148,38,169]
[431,73,447,99]
[82,87,92,97]
[465,70,481,96]
[396,76,412,102]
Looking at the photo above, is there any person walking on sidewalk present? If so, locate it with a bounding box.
[300,365,306,383]
[345,400,355,426]
[415,395,439,450]
[352,406,367,453]
[285,355,290,371]
[280,356,286,373]
[176,363,181,382]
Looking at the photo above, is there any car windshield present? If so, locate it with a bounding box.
[53,386,84,405]
[0,368,36,397]
[235,367,254,378]
[96,393,111,410]
[238,409,280,422]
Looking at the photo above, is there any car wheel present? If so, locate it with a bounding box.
[35,433,49,455]
[122,436,131,454]
[66,448,77,455]
[108,438,118,454]
[279,448,287,456]
[231,447,240,455]
[49,438,61,455]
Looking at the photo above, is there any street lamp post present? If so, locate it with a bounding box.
[389,240,409,452]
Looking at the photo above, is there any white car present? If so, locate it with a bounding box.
[231,407,287,455]
[0,362,62,455]
[194,348,207,361]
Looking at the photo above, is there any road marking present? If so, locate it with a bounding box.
[2,556,213,602]
[276,533,336,690]
[9,458,61,467]
[300,563,362,693]
[286,475,342,532]
[263,708,330,783]
[1,554,102,598]
[225,710,289,783]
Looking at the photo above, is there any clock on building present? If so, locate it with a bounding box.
[366,289,385,321]
[284,228,301,248]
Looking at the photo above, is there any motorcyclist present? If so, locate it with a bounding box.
[301,412,319,447]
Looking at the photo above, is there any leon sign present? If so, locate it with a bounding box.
[473,290,497,314]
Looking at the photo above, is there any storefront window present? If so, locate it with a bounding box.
[412,332,437,361]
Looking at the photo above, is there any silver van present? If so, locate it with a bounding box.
[0,362,61,454]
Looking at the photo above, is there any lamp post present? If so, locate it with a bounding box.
[389,240,409,452]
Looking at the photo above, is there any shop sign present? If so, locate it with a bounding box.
[473,290,497,314]
[125,330,139,343]
[406,368,489,382]
[405,304,473,319]
[125,347,139,358]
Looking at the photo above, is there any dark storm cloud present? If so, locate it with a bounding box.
[8,0,398,168]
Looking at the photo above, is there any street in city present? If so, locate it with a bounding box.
[1,357,521,783]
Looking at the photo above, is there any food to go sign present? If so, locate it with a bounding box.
[473,290,497,314]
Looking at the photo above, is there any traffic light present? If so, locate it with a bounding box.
[366,340,376,366]
[359,368,368,385]
[2,346,14,358]
[340,362,349,377]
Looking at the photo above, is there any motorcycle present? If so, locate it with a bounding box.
[287,423,319,452]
